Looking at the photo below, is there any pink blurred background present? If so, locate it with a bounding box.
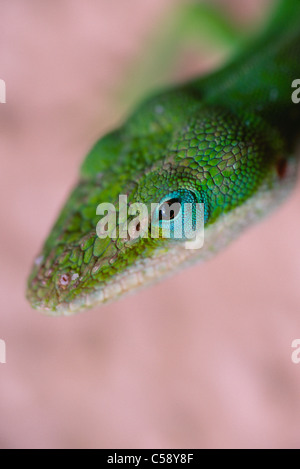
[1,0,300,449]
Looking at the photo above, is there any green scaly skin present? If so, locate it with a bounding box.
[27,1,300,315]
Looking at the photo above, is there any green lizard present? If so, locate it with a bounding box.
[27,0,300,315]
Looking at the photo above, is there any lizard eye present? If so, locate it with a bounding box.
[154,190,196,225]
[151,189,207,240]
[158,198,181,221]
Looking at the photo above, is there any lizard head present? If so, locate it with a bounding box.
[27,89,297,315]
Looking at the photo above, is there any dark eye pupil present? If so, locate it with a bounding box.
[159,198,181,221]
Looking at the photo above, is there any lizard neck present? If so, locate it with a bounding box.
[189,1,300,150]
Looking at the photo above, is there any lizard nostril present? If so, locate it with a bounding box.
[59,274,70,289]
[276,159,288,180]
